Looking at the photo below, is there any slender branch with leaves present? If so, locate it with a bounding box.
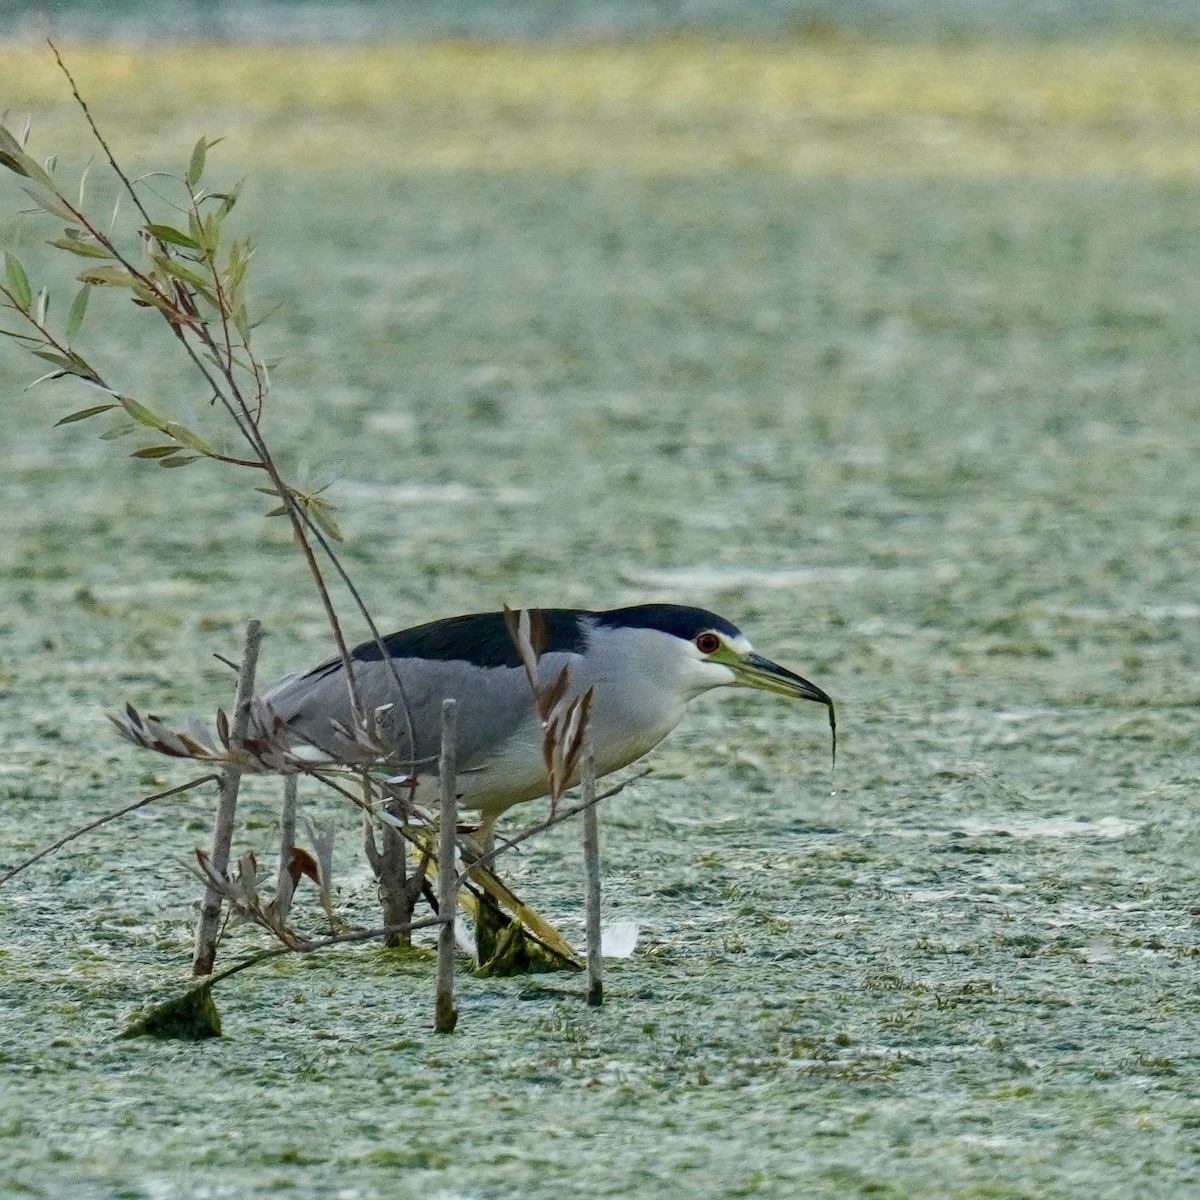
[0,50,432,978]
[0,45,413,738]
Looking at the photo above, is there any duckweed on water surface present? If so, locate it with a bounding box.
[1,38,1200,1200]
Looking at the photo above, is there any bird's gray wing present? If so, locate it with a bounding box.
[260,651,576,774]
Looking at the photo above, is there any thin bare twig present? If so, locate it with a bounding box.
[0,774,220,887]
[48,41,154,230]
[202,913,451,989]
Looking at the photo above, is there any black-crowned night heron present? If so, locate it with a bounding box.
[261,604,834,829]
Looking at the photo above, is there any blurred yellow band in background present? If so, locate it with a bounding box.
[3,39,1198,177]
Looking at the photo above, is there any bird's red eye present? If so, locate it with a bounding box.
[695,632,721,655]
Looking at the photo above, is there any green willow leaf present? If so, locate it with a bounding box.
[15,149,57,190]
[158,454,202,468]
[119,396,165,429]
[0,131,60,189]
[232,303,251,344]
[55,402,117,426]
[32,345,92,378]
[4,253,32,310]
[161,421,216,456]
[306,499,343,543]
[146,222,202,251]
[186,136,207,189]
[0,124,27,171]
[65,283,91,341]
[150,256,218,309]
[19,180,76,222]
[130,445,183,459]
[129,281,181,316]
[47,236,114,259]
[194,213,219,257]
[154,256,212,292]
[77,265,135,288]
[212,179,244,222]
[31,348,73,370]
[99,422,138,441]
[0,138,39,180]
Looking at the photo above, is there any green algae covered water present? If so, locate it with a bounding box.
[2,46,1200,1200]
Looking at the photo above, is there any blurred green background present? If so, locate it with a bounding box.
[2,7,1199,1200]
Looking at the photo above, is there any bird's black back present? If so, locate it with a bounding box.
[347,610,587,671]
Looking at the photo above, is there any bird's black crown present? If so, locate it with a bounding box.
[593,604,742,643]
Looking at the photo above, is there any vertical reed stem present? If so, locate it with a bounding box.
[193,618,262,976]
[274,773,298,921]
[581,745,603,1007]
[435,698,459,1033]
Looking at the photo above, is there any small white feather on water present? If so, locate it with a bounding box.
[600,920,639,958]
[454,916,477,956]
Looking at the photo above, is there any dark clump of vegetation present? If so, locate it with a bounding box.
[121,980,222,1041]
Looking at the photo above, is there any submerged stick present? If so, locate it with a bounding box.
[434,699,459,1033]
[193,619,262,977]
[365,771,425,950]
[581,746,603,1007]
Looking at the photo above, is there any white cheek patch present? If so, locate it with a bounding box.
[680,647,737,690]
